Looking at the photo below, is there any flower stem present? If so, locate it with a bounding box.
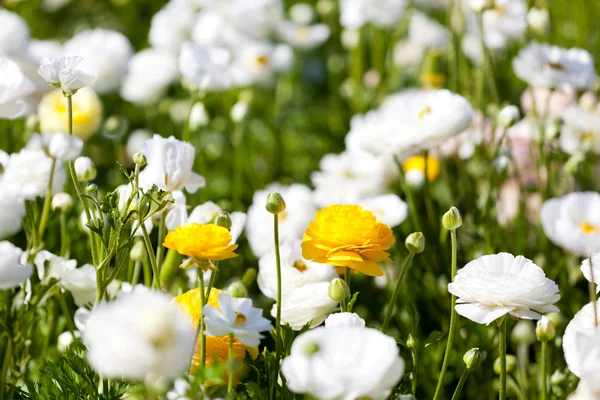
[37,158,57,244]
[60,213,69,257]
[588,255,598,326]
[140,221,161,290]
[540,339,547,400]
[499,317,507,400]
[0,337,12,400]
[58,291,76,335]
[155,212,167,270]
[381,251,415,333]
[273,213,283,385]
[451,367,470,400]
[349,28,364,113]
[196,268,207,372]
[433,229,459,400]
[228,332,234,396]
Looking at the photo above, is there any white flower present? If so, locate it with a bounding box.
[439,110,489,160]
[513,42,597,90]
[0,193,26,239]
[324,312,366,328]
[149,0,195,52]
[74,156,96,182]
[358,194,408,228]
[173,200,246,243]
[272,282,339,330]
[560,105,600,155]
[179,42,232,91]
[139,135,205,193]
[57,330,81,352]
[276,21,330,49]
[63,29,133,94]
[61,264,97,307]
[527,8,550,35]
[27,39,63,63]
[0,148,66,200]
[34,251,77,281]
[120,49,178,105]
[126,129,152,159]
[258,239,337,300]
[281,326,405,399]
[581,255,600,293]
[563,302,600,378]
[345,89,473,157]
[29,132,83,161]
[541,192,600,256]
[571,329,600,397]
[0,241,32,289]
[290,3,315,24]
[408,12,450,50]
[203,292,273,347]
[468,0,492,12]
[246,183,316,257]
[469,0,526,51]
[0,10,29,57]
[497,105,520,128]
[0,57,35,119]
[52,192,73,212]
[448,253,560,324]
[85,290,195,380]
[340,0,407,29]
[230,41,291,87]
[38,56,98,94]
[392,39,426,70]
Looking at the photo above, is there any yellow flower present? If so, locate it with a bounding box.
[163,223,238,262]
[403,154,441,181]
[174,288,258,381]
[38,88,103,140]
[301,205,396,277]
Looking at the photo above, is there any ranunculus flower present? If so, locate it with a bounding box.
[38,56,98,94]
[0,241,33,289]
[563,302,600,378]
[272,281,339,330]
[163,223,238,263]
[0,57,35,119]
[38,88,103,139]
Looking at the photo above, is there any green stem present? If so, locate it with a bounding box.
[60,213,69,257]
[433,229,459,400]
[58,292,76,335]
[131,261,142,285]
[350,28,364,113]
[274,213,282,385]
[587,255,598,326]
[196,268,207,372]
[394,156,423,232]
[205,268,217,300]
[155,212,167,271]
[412,347,419,394]
[451,367,470,400]
[381,252,415,332]
[499,317,507,400]
[540,340,547,400]
[228,332,234,396]
[232,124,244,210]
[140,221,161,290]
[37,158,57,244]
[0,337,12,400]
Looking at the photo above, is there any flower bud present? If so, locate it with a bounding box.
[497,105,520,128]
[266,192,286,214]
[463,348,482,369]
[242,268,257,288]
[442,206,463,230]
[133,152,147,167]
[341,29,360,49]
[231,101,249,123]
[52,192,73,213]
[407,334,418,349]
[130,240,147,262]
[188,102,210,130]
[536,316,555,341]
[303,341,320,356]
[290,3,314,24]
[74,156,96,182]
[527,8,550,36]
[550,369,566,385]
[405,232,425,254]
[511,320,536,345]
[227,281,248,298]
[328,278,350,302]
[86,183,98,194]
[494,354,516,375]
[215,212,232,230]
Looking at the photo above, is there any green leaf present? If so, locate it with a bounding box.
[424,331,445,347]
[347,291,359,312]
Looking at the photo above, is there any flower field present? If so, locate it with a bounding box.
[1,0,600,399]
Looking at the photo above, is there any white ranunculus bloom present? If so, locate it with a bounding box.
[324,312,366,327]
[203,292,273,347]
[139,134,205,193]
[246,183,316,257]
[0,241,33,289]
[85,289,195,380]
[60,264,97,307]
[345,89,473,157]
[340,0,407,29]
[526,8,550,35]
[120,49,178,105]
[581,255,600,293]
[38,56,98,94]
[148,0,195,52]
[28,132,83,161]
[0,149,66,200]
[179,42,232,91]
[568,329,600,398]
[63,29,133,94]
[272,281,339,330]
[474,0,526,51]
[126,129,152,159]
[563,302,600,378]
[185,201,246,243]
[559,105,600,155]
[258,239,337,300]
[34,251,77,281]
[408,12,450,50]
[230,41,291,87]
[448,253,560,324]
[281,326,405,399]
[541,192,600,256]
[0,57,35,119]
[0,9,29,57]
[513,42,597,90]
[276,21,330,49]
[74,156,96,182]
[0,193,26,239]
[358,194,408,228]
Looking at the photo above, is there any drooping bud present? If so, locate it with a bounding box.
[227,281,248,298]
[52,192,73,213]
[74,156,96,182]
[497,105,520,128]
[265,192,286,215]
[215,212,233,230]
[536,316,556,342]
[405,232,425,254]
[442,206,463,230]
[494,354,517,375]
[328,278,350,302]
[463,348,482,369]
[130,240,147,262]
[133,152,147,167]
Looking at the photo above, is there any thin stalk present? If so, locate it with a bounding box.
[588,255,598,325]
[394,156,422,232]
[155,212,167,272]
[131,261,142,285]
[37,158,57,243]
[274,213,283,384]
[140,222,161,290]
[411,347,419,394]
[205,268,217,300]
[59,213,69,257]
[371,26,385,74]
[0,338,12,400]
[540,340,547,400]
[232,124,244,210]
[349,28,364,112]
[433,229,459,400]
[450,368,470,400]
[58,292,76,335]
[499,317,508,400]
[194,269,207,372]
[381,252,415,332]
[228,333,234,396]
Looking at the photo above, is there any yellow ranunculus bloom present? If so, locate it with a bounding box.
[38,88,103,140]
[301,205,396,277]
[174,288,258,380]
[402,154,441,182]
[163,223,238,262]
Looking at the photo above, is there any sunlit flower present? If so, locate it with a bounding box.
[581,255,600,293]
[0,192,26,240]
[0,241,33,289]
[230,41,292,87]
[563,302,600,378]
[163,223,238,263]
[60,264,97,307]
[513,42,597,90]
[541,192,600,256]
[34,250,77,281]
[120,49,178,105]
[340,0,407,29]
[27,131,83,161]
[281,326,405,399]
[272,281,338,330]
[74,156,96,182]
[179,42,232,91]
[302,205,395,277]
[560,104,600,155]
[38,88,103,139]
[408,12,450,51]
[324,312,366,328]
[148,0,195,52]
[276,21,330,49]
[38,56,98,94]
[0,9,30,57]
[403,154,441,186]
[85,289,195,380]
[448,253,560,325]
[0,57,35,119]
[358,194,408,228]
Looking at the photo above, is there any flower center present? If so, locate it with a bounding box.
[582,132,594,142]
[579,221,600,234]
[418,106,432,119]
[343,169,355,178]
[293,260,307,273]
[547,62,565,71]
[495,5,505,14]
[256,55,270,67]
[294,27,310,43]
[234,312,247,325]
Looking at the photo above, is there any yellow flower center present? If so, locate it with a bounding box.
[580,221,599,234]
[582,132,594,142]
[234,312,247,325]
[548,62,565,71]
[495,5,505,14]
[343,169,355,178]
[256,56,270,66]
[418,106,432,119]
[293,260,307,273]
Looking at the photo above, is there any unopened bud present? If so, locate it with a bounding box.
[189,102,209,130]
[133,152,147,166]
[550,369,567,385]
[536,316,555,341]
[442,206,463,230]
[52,192,73,213]
[231,101,249,123]
[405,232,425,254]
[227,281,248,298]
[130,240,147,262]
[74,156,96,182]
[407,334,418,349]
[494,354,516,375]
[303,341,320,356]
[86,183,98,194]
[463,348,482,369]
[328,278,350,302]
[242,268,257,288]
[511,320,536,345]
[215,212,232,230]
[527,8,550,36]
[266,192,286,214]
[497,105,520,128]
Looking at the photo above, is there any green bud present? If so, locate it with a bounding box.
[133,152,147,166]
[265,192,286,214]
[442,206,462,230]
[463,348,482,369]
[328,278,350,302]
[405,232,425,254]
[494,354,517,375]
[86,183,98,194]
[242,268,257,288]
[511,320,536,345]
[303,341,320,356]
[536,316,555,341]
[550,369,567,385]
[407,334,418,349]
[215,212,233,230]
[227,281,248,298]
[130,240,147,262]
[52,192,73,213]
